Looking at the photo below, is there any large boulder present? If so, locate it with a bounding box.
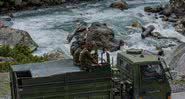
[67,21,124,52]
[87,22,124,51]
[0,27,38,51]
[88,22,114,42]
[110,0,128,10]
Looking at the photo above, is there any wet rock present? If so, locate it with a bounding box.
[130,20,143,28]
[0,16,11,21]
[168,17,177,22]
[162,5,173,17]
[109,39,124,52]
[44,49,65,61]
[0,27,38,51]
[110,0,128,10]
[175,17,185,35]
[170,0,185,17]
[144,5,164,13]
[151,32,162,38]
[159,15,165,18]
[141,25,155,39]
[0,16,13,27]
[162,16,169,21]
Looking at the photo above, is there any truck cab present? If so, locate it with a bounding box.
[113,49,171,99]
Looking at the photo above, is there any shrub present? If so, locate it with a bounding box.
[0,44,48,72]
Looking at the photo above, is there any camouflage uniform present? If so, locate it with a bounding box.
[79,48,93,69]
[73,47,82,66]
[90,48,98,62]
[70,40,81,56]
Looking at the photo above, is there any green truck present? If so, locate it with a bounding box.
[10,49,172,99]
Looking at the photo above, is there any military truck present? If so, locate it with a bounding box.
[10,49,172,99]
[112,49,172,99]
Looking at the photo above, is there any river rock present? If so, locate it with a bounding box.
[170,0,185,17]
[0,27,38,51]
[175,17,185,35]
[144,5,164,13]
[162,5,173,17]
[141,25,155,39]
[130,20,143,28]
[110,0,128,10]
[151,32,162,38]
[44,49,65,60]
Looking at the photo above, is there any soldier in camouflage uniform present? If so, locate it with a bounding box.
[73,41,86,66]
[70,39,85,56]
[79,42,99,70]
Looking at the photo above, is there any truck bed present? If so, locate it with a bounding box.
[11,59,82,78]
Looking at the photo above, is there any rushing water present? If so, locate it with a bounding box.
[11,0,185,58]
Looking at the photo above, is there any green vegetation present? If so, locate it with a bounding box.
[0,0,15,6]
[172,80,185,84]
[0,44,48,72]
[0,1,3,6]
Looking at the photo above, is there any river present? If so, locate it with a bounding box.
[11,0,185,58]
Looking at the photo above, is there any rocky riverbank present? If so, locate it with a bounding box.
[0,0,98,15]
[144,0,185,36]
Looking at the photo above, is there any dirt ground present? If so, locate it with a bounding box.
[0,73,10,99]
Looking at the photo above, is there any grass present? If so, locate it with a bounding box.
[172,80,185,84]
[0,44,48,72]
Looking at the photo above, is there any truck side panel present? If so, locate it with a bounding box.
[13,70,111,99]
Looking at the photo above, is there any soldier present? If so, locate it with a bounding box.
[73,41,86,66]
[70,39,85,56]
[79,42,99,71]
[90,41,98,63]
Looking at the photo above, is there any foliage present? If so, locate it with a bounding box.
[0,44,48,72]
[172,80,185,84]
